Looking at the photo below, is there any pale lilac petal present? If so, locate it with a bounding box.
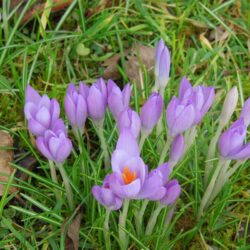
[79,82,89,99]
[240,98,250,126]
[28,118,46,136]
[55,137,72,163]
[24,102,37,120]
[65,94,76,125]
[50,99,60,123]
[156,162,171,185]
[35,106,51,128]
[111,150,129,173]
[170,134,185,163]
[36,137,53,160]
[161,180,181,205]
[25,85,41,104]
[232,143,250,159]
[155,39,165,76]
[179,77,192,99]
[122,83,131,108]
[76,96,87,128]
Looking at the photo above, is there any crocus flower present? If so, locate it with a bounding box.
[92,174,122,210]
[118,108,141,138]
[138,162,170,201]
[107,80,131,120]
[64,83,88,133]
[36,120,72,163]
[140,92,164,134]
[160,179,181,205]
[155,39,171,91]
[24,86,60,136]
[170,134,185,163]
[218,118,250,160]
[240,97,250,126]
[167,77,214,136]
[87,78,107,123]
[109,130,147,199]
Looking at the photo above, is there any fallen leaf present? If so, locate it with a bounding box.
[103,44,155,88]
[63,205,83,250]
[0,131,15,195]
[209,26,229,44]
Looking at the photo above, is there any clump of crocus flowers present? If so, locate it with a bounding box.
[23,38,248,249]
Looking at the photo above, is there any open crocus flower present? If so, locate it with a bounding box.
[167,77,214,136]
[118,108,141,138]
[137,162,170,201]
[107,80,131,120]
[109,130,147,199]
[64,83,88,133]
[24,86,60,136]
[36,120,72,163]
[92,174,123,210]
[160,179,181,206]
[140,92,164,134]
[87,78,107,123]
[218,118,250,160]
[154,39,171,92]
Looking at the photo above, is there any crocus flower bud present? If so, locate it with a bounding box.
[118,108,141,138]
[64,83,88,133]
[24,86,60,136]
[107,80,131,120]
[240,98,250,126]
[170,134,185,163]
[92,175,122,210]
[166,97,196,137]
[219,86,238,128]
[160,179,181,206]
[218,118,250,160]
[155,39,171,91]
[87,78,107,123]
[140,92,164,134]
[36,120,72,163]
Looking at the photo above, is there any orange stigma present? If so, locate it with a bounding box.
[122,167,137,184]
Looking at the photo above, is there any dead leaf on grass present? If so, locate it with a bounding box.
[0,131,16,195]
[103,44,155,88]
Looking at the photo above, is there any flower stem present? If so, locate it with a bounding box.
[139,130,148,151]
[57,163,74,210]
[145,203,163,235]
[48,160,60,201]
[96,121,110,169]
[104,209,111,250]
[159,137,172,165]
[204,125,223,185]
[119,200,129,250]
[198,158,226,219]
[135,200,149,235]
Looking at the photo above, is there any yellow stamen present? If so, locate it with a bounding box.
[122,166,137,184]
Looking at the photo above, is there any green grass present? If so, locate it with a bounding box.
[0,0,250,249]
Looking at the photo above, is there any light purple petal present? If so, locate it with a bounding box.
[170,134,185,163]
[79,82,89,99]
[155,39,165,76]
[35,106,51,128]
[179,77,192,100]
[36,137,53,160]
[24,102,37,120]
[65,94,76,125]
[76,95,87,128]
[55,136,72,163]
[240,98,250,127]
[111,149,130,173]
[50,99,60,123]
[28,118,46,136]
[25,85,41,104]
[161,180,181,205]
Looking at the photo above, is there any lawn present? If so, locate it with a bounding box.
[0,0,249,249]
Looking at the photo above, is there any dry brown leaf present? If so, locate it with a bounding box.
[103,44,155,88]
[64,206,83,250]
[0,131,15,195]
[209,26,229,43]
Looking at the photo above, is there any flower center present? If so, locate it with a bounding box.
[122,166,137,184]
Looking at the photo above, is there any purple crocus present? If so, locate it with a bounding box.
[64,83,88,133]
[118,108,141,138]
[92,174,122,210]
[36,120,72,163]
[160,179,181,205]
[167,77,214,136]
[240,97,250,126]
[107,80,131,120]
[170,134,185,164]
[155,39,171,91]
[109,130,147,199]
[140,92,164,134]
[137,162,170,201]
[24,86,60,136]
[218,118,250,160]
[87,78,107,123]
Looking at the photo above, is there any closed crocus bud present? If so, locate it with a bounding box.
[219,87,238,128]
[87,78,107,123]
[140,92,164,134]
[118,108,141,138]
[92,175,123,210]
[240,98,250,126]
[170,134,185,163]
[218,118,250,160]
[166,97,196,137]
[160,179,181,206]
[155,39,171,91]
[107,80,131,120]
[64,83,87,133]
[24,86,60,136]
[36,120,72,163]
